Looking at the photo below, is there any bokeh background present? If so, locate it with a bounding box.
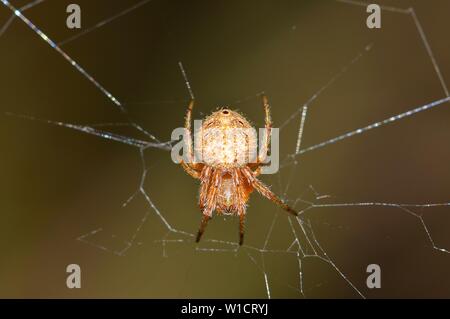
[1,0,450,298]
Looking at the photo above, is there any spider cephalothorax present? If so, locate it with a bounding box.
[180,96,297,245]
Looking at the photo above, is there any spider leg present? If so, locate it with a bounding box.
[232,169,247,245]
[199,166,212,210]
[184,99,195,164]
[180,100,204,178]
[258,94,272,164]
[203,170,221,216]
[238,206,246,246]
[242,167,297,217]
[248,95,272,174]
[252,166,263,177]
[196,215,211,243]
[248,161,271,177]
[180,159,201,179]
[196,169,222,243]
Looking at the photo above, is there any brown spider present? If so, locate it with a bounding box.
[180,95,297,245]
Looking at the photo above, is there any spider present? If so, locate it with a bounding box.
[180,95,297,245]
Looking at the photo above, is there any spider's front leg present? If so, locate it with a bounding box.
[258,95,272,165]
[180,99,203,179]
[248,95,272,177]
[185,99,195,162]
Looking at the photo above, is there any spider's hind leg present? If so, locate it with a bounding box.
[196,169,222,243]
[238,206,246,246]
[196,215,211,243]
[231,169,247,246]
[242,167,298,217]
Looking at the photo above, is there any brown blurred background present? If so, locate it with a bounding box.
[1,0,449,298]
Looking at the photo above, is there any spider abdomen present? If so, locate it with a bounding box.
[216,177,235,213]
[195,109,257,168]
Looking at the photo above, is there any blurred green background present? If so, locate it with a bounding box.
[1,0,449,298]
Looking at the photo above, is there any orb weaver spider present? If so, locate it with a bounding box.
[180,95,298,245]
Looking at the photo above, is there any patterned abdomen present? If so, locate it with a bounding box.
[196,126,257,168]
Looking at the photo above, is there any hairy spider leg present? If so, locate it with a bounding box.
[184,99,195,163]
[232,169,248,245]
[238,207,246,245]
[196,169,222,242]
[242,167,298,217]
[180,160,201,179]
[180,99,203,178]
[196,215,211,243]
[199,166,212,210]
[258,95,272,164]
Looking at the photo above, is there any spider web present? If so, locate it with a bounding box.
[2,0,450,298]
